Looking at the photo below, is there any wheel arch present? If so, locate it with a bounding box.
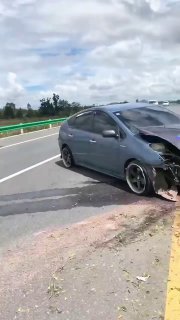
[124,158,137,171]
[62,143,69,150]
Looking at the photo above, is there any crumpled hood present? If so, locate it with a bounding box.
[138,125,180,149]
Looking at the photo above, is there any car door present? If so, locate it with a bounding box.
[90,110,122,176]
[67,111,94,165]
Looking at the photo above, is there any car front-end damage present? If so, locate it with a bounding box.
[140,132,180,201]
[153,158,180,201]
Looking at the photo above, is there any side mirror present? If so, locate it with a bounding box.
[102,130,119,138]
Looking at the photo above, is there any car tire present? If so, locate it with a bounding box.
[62,146,74,168]
[125,160,153,196]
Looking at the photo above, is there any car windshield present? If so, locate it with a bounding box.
[114,106,180,132]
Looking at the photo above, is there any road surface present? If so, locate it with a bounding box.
[0,126,154,252]
[0,122,179,320]
[0,124,174,252]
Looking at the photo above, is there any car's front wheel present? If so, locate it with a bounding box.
[125,160,153,196]
[62,146,74,168]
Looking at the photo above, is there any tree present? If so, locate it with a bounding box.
[3,103,16,118]
[26,103,34,117]
[6,102,16,110]
[39,94,74,117]
[16,108,23,118]
[39,97,55,116]
[58,99,71,115]
[71,102,81,114]
[38,93,83,117]
[52,93,60,114]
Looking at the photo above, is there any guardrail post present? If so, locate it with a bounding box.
[20,123,24,134]
[49,119,52,129]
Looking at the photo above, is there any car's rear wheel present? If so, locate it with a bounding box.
[62,146,74,168]
[125,160,153,196]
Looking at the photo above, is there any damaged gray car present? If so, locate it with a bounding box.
[58,103,180,201]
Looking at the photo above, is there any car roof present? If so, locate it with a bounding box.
[90,102,150,113]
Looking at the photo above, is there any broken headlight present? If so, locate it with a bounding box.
[150,143,167,153]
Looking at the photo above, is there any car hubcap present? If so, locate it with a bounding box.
[126,163,146,194]
[62,148,71,167]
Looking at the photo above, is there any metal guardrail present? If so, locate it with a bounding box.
[0,118,67,135]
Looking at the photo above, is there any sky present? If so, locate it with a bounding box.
[0,0,180,108]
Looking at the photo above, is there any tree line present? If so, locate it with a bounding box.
[2,92,177,121]
[0,94,95,120]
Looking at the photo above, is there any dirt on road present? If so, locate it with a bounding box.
[0,200,175,320]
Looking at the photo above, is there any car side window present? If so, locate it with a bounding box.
[93,111,118,134]
[73,112,93,132]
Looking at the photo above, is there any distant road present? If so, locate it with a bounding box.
[167,104,180,115]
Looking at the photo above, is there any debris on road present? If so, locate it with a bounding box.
[136,275,150,282]
[48,305,62,314]
[156,186,178,202]
[119,305,127,312]
[47,276,64,298]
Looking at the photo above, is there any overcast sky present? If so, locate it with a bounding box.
[0,0,180,107]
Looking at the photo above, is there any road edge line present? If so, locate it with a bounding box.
[0,132,58,150]
[0,126,59,141]
[0,154,60,184]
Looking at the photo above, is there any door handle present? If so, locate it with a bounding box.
[68,134,73,137]
[89,139,96,143]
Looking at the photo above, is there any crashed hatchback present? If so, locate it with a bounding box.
[58,103,180,201]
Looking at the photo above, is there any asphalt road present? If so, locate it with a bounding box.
[0,126,150,254]
[1,106,179,253]
[0,121,178,320]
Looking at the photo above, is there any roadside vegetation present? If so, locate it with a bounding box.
[0,92,130,126]
[0,93,91,126]
[0,94,179,138]
[1,94,180,127]
[0,93,98,137]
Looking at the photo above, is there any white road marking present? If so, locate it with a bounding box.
[0,132,59,150]
[0,126,59,141]
[0,154,60,184]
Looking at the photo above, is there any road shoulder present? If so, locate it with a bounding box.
[0,202,174,320]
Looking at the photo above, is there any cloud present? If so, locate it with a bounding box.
[0,0,180,107]
[0,73,25,105]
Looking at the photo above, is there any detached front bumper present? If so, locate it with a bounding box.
[150,156,180,201]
